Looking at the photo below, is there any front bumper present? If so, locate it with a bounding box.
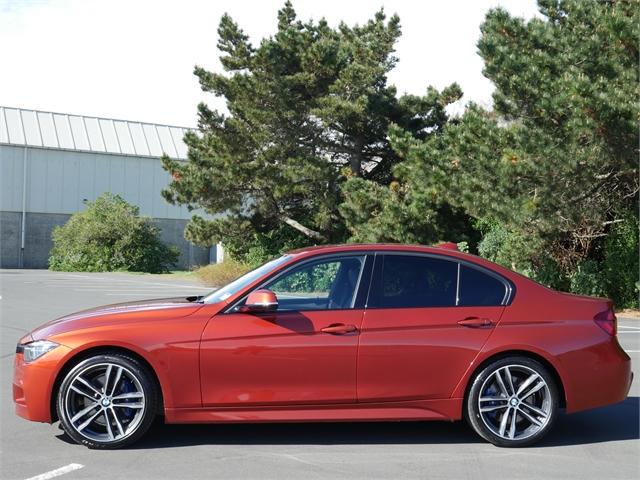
[13,345,72,423]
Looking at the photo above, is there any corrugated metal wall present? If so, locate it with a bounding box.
[0,145,192,219]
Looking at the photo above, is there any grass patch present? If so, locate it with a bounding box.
[193,259,251,287]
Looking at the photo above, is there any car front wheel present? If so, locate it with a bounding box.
[466,356,559,447]
[57,353,159,449]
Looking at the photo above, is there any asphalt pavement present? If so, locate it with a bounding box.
[1,269,638,480]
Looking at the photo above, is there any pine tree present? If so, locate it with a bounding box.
[162,2,460,257]
[347,0,639,278]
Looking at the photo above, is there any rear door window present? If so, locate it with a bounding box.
[369,255,458,308]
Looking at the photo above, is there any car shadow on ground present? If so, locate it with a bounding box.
[56,397,639,449]
[540,396,639,447]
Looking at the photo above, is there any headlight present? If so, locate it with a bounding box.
[17,340,60,362]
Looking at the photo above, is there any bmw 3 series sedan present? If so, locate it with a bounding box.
[13,244,633,449]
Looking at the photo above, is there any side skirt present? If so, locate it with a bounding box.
[165,398,463,424]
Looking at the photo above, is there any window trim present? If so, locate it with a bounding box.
[223,253,375,314]
[365,251,515,310]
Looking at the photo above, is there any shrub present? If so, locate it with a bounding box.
[523,257,568,292]
[477,224,536,272]
[231,229,309,267]
[477,221,570,291]
[194,259,251,287]
[49,193,179,273]
[476,214,638,307]
[570,260,607,298]
[602,213,639,309]
[456,241,469,253]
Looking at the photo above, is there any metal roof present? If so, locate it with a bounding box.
[0,106,191,160]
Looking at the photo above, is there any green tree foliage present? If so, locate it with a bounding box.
[602,213,639,308]
[49,193,179,273]
[162,1,462,258]
[570,259,607,299]
[164,0,637,305]
[347,0,638,303]
[191,216,308,267]
[270,261,339,294]
[339,177,478,246]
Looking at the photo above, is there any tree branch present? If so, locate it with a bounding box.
[281,215,326,241]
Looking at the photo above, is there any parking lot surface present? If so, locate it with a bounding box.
[1,269,638,480]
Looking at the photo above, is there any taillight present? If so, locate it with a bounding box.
[594,309,617,336]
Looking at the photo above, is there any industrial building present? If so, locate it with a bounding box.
[0,106,219,269]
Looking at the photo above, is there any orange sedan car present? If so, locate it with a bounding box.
[13,244,632,449]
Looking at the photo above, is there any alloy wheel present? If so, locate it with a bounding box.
[477,364,552,441]
[63,362,146,443]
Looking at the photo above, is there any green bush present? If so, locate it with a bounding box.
[602,213,639,309]
[478,223,546,273]
[526,258,569,292]
[570,260,607,298]
[49,193,179,273]
[477,221,571,291]
[226,227,310,267]
[193,259,251,287]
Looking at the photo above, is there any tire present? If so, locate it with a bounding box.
[56,353,159,449]
[465,356,559,447]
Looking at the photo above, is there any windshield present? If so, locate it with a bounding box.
[202,255,292,304]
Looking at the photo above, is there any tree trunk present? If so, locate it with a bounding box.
[349,136,365,176]
[281,215,326,242]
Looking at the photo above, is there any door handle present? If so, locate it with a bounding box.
[457,317,493,328]
[321,324,358,335]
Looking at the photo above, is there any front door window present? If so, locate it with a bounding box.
[264,256,365,311]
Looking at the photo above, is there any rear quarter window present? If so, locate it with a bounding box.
[458,264,507,306]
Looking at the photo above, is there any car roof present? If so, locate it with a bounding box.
[285,243,522,284]
[287,243,465,260]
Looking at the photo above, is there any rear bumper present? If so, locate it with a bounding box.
[13,346,71,423]
[564,337,633,413]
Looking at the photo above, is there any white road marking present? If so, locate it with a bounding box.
[624,350,640,353]
[618,325,640,330]
[24,464,84,480]
[274,453,321,466]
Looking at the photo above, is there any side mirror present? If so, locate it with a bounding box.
[240,289,278,313]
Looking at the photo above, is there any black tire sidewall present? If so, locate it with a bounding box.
[56,353,158,449]
[465,356,559,447]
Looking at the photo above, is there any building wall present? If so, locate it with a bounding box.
[0,211,209,269]
[0,145,195,218]
[153,218,210,269]
[23,212,70,268]
[0,144,211,269]
[0,211,21,268]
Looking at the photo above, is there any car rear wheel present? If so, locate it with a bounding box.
[57,353,159,449]
[465,356,558,447]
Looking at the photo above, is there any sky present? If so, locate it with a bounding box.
[0,0,540,128]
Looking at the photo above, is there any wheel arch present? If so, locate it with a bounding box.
[460,349,567,409]
[50,345,165,422]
